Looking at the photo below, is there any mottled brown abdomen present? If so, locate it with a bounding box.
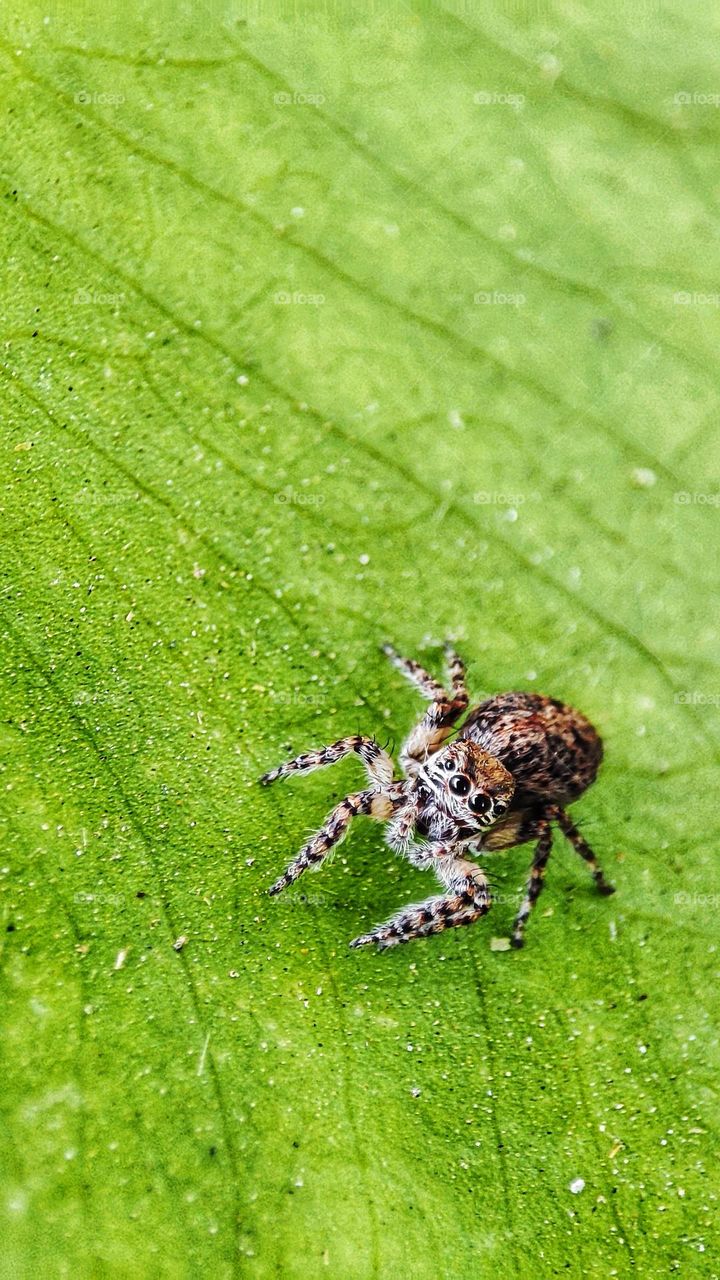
[460,692,603,806]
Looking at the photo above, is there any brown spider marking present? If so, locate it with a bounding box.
[261,644,615,950]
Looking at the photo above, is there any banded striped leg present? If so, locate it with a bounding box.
[382,642,469,704]
[443,642,468,702]
[510,820,553,949]
[269,789,375,895]
[400,694,470,776]
[350,847,491,949]
[381,643,447,701]
[382,643,469,776]
[261,735,394,789]
[556,808,615,896]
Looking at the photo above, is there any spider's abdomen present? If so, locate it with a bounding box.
[460,692,603,805]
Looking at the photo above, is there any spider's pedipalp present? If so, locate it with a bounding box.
[384,790,424,854]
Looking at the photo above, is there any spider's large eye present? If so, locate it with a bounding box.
[469,793,491,815]
[449,774,471,796]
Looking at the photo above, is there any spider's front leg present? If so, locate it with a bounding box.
[268,788,376,895]
[383,643,469,776]
[350,844,491,950]
[267,777,411,897]
[262,735,402,894]
[261,734,394,789]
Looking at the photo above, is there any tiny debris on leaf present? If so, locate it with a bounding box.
[490,936,511,952]
[631,467,657,488]
[173,935,188,952]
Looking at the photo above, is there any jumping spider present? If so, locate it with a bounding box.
[261,643,614,950]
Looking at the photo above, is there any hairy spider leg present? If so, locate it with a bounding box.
[381,643,448,701]
[382,644,469,776]
[350,845,491,948]
[269,789,376,895]
[510,819,553,948]
[267,780,410,896]
[261,735,394,789]
[443,642,468,700]
[556,808,615,896]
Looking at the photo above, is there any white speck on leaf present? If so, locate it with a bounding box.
[538,52,562,82]
[490,936,511,951]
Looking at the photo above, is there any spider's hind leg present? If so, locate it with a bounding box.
[510,819,553,949]
[556,808,615,896]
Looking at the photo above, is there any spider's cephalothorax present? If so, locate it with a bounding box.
[260,644,615,950]
[417,740,515,839]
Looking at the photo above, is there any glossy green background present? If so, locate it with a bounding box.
[1,3,718,1276]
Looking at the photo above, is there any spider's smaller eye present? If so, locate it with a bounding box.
[449,774,471,796]
[494,799,508,817]
[469,793,491,815]
[439,757,455,771]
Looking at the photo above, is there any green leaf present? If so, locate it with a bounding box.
[2,5,718,1277]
